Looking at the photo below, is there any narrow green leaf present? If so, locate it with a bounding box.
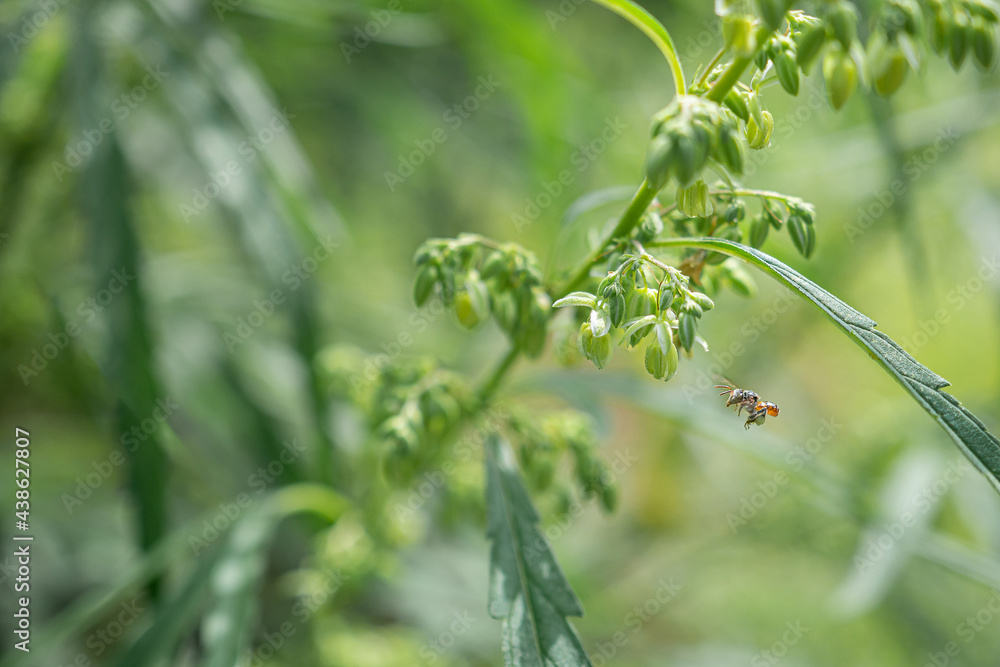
[651,237,1000,495]
[485,437,592,667]
[561,185,638,229]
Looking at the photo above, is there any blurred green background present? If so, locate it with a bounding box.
[2,0,1000,665]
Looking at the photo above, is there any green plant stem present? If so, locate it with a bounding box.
[558,178,659,297]
[476,345,521,405]
[588,0,686,96]
[704,5,794,103]
[696,46,728,88]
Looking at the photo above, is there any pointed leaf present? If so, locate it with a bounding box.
[652,237,1000,495]
[485,437,592,667]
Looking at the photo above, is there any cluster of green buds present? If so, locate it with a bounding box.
[645,95,747,191]
[413,234,550,357]
[318,345,472,483]
[553,254,716,380]
[928,0,999,70]
[509,410,617,513]
[866,0,924,95]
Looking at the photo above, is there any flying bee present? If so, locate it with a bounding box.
[713,375,780,429]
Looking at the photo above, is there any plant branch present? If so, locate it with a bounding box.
[476,345,521,406]
[704,4,795,104]
[557,178,659,297]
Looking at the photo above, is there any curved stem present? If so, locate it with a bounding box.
[696,46,728,88]
[589,0,686,96]
[705,3,795,104]
[476,345,521,405]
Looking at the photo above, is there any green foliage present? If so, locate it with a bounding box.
[485,437,592,667]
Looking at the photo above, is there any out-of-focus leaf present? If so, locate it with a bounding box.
[485,436,592,667]
[652,237,1000,496]
[831,448,945,617]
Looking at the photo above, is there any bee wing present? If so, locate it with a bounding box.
[711,372,736,389]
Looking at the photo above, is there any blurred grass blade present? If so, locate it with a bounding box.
[109,547,224,667]
[832,448,945,617]
[202,484,349,667]
[652,237,1000,495]
[484,436,592,667]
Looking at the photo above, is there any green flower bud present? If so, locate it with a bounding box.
[795,22,827,70]
[824,45,858,109]
[678,311,697,352]
[455,275,490,328]
[598,480,618,513]
[645,338,669,379]
[673,129,706,187]
[677,179,710,217]
[788,213,816,258]
[626,287,658,345]
[607,291,627,327]
[589,304,612,337]
[413,263,438,307]
[869,35,908,96]
[645,133,674,190]
[747,111,774,149]
[658,288,675,311]
[949,11,970,69]
[725,200,747,223]
[724,14,758,56]
[750,213,770,248]
[932,10,951,55]
[972,17,998,70]
[579,322,613,369]
[758,0,788,30]
[828,0,859,48]
[775,49,801,95]
[716,125,747,175]
[724,89,750,122]
[690,291,715,312]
